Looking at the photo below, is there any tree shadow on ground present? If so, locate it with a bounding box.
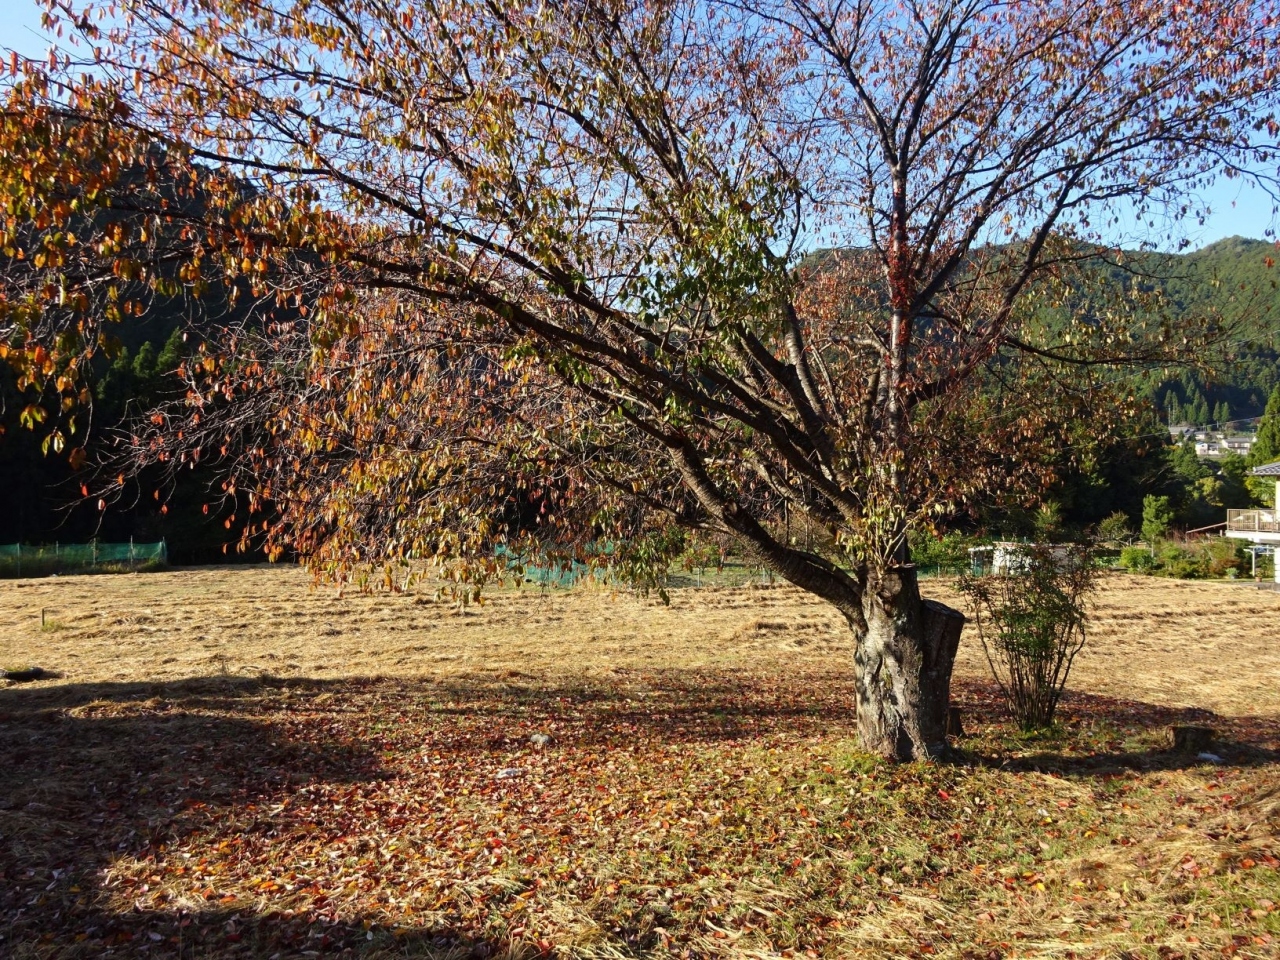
[0,669,865,958]
[2,672,1278,957]
[357,671,1280,776]
[411,666,862,752]
[0,677,518,958]
[949,679,1280,776]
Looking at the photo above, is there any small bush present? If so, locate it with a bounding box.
[678,535,726,576]
[1201,538,1244,578]
[1119,546,1155,572]
[1156,545,1203,579]
[958,544,1099,731]
[1119,539,1244,579]
[1095,511,1135,545]
[909,530,980,573]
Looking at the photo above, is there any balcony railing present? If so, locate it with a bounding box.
[1227,509,1280,534]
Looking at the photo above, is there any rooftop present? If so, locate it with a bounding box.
[1252,461,1280,477]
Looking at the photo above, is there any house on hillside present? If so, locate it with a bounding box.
[1195,435,1256,458]
[1225,460,1280,583]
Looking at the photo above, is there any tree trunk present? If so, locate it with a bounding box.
[1169,725,1215,753]
[853,565,965,761]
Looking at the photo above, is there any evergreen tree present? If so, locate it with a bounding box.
[1247,385,1280,502]
[1032,501,1064,542]
[1170,440,1208,484]
[1096,511,1134,544]
[156,328,185,375]
[131,341,158,382]
[1142,495,1175,543]
[1251,385,1280,465]
[94,346,136,423]
[1219,453,1253,508]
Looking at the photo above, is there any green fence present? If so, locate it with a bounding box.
[495,545,603,588]
[0,540,167,577]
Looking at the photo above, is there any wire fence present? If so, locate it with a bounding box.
[0,541,167,578]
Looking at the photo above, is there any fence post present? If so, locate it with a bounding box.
[129,538,135,564]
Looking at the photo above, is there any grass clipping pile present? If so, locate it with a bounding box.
[0,568,1278,958]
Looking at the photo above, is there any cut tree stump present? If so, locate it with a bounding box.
[946,706,965,738]
[1169,725,1216,753]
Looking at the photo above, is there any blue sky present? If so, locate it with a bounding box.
[1,0,47,61]
[1,0,1276,251]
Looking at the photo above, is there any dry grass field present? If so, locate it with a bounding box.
[4,567,1280,715]
[2,566,1279,959]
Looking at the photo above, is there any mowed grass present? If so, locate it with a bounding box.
[1,568,1278,959]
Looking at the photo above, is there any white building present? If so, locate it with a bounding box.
[967,542,1073,575]
[1196,436,1256,458]
[1225,460,1280,583]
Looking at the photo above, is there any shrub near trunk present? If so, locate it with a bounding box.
[959,545,1098,730]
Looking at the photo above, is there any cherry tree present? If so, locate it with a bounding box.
[3,0,1277,758]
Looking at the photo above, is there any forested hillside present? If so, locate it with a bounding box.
[968,237,1279,538]
[1130,237,1280,426]
[0,307,256,560]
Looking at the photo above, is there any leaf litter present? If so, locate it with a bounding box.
[1,668,1277,959]
[2,569,1278,957]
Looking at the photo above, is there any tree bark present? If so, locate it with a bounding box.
[1169,725,1215,753]
[853,566,965,761]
